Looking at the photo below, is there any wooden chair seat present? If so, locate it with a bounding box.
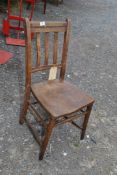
[31,79,94,118]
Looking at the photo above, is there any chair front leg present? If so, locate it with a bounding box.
[39,119,55,160]
[80,104,93,140]
[19,87,31,124]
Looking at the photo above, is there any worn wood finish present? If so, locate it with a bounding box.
[36,33,41,65]
[53,32,58,64]
[60,19,71,80]
[44,32,49,65]
[31,64,62,73]
[80,104,93,140]
[30,21,67,27]
[31,80,94,118]
[31,27,66,33]
[19,18,32,124]
[39,119,55,160]
[30,21,67,33]
[19,18,95,160]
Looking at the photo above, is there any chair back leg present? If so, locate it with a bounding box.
[19,88,31,124]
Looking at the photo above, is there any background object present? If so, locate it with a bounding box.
[0,49,13,64]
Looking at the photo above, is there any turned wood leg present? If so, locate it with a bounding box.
[19,88,30,124]
[39,119,55,160]
[80,104,93,140]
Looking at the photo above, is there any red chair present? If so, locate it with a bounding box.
[2,0,35,46]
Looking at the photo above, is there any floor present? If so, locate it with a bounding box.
[0,0,117,174]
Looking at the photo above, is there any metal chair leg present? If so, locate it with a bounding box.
[80,104,93,140]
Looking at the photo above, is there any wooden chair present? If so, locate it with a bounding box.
[19,18,95,160]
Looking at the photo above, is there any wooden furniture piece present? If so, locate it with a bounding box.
[19,18,95,160]
[54,0,63,6]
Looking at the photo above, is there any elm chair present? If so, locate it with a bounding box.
[19,18,95,160]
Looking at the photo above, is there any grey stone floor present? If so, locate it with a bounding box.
[0,0,117,174]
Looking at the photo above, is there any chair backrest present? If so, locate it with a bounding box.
[25,18,71,86]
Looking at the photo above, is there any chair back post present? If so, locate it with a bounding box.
[60,19,71,80]
[25,18,32,89]
[25,18,71,83]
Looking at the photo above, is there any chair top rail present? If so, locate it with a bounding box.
[30,21,67,27]
[30,21,67,33]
